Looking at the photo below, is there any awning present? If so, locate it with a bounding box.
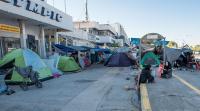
[53,44,76,53]
[91,48,111,53]
[68,46,88,52]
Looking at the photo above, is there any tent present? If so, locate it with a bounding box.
[57,56,81,72]
[0,49,52,82]
[105,53,134,67]
[114,47,130,53]
[141,52,160,66]
[43,59,63,75]
[165,47,182,64]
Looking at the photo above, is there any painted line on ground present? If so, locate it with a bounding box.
[173,74,200,95]
[140,84,152,111]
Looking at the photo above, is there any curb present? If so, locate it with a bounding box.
[140,84,152,111]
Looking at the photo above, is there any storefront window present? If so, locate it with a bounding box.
[60,37,66,46]
[0,37,20,58]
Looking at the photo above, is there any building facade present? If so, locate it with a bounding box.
[111,23,130,46]
[0,0,73,58]
[73,21,130,47]
[57,29,95,48]
[74,21,118,47]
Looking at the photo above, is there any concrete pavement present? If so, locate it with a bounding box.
[0,65,136,111]
[146,70,200,111]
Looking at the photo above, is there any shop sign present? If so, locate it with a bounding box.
[49,38,65,42]
[1,0,63,22]
[0,24,20,33]
[147,35,158,39]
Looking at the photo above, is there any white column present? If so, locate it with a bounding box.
[65,37,68,46]
[19,20,27,49]
[49,35,52,52]
[40,26,46,58]
[54,30,59,44]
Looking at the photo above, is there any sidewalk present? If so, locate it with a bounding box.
[0,65,136,111]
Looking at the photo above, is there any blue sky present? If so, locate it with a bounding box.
[47,0,200,46]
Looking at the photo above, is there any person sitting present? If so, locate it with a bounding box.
[197,61,200,70]
[158,61,164,78]
[139,65,154,84]
[161,61,172,79]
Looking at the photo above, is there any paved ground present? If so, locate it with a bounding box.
[147,70,200,111]
[0,65,137,111]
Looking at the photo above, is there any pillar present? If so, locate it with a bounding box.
[54,30,59,44]
[19,20,27,49]
[40,26,46,58]
[49,35,52,52]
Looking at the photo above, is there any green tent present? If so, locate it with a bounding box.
[141,52,160,66]
[58,56,81,72]
[0,49,52,82]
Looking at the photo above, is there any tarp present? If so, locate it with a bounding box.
[53,44,76,53]
[0,49,52,82]
[141,52,160,66]
[90,48,111,53]
[165,47,182,64]
[131,38,140,46]
[105,53,134,67]
[69,46,88,52]
[81,46,92,50]
[58,56,81,72]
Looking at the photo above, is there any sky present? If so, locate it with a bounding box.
[47,0,200,46]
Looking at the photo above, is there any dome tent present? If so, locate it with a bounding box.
[50,54,81,72]
[141,52,160,66]
[105,53,134,67]
[0,49,52,82]
[58,56,81,72]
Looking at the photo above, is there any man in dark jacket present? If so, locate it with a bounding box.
[139,65,154,84]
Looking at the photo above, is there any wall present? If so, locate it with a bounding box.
[0,0,73,31]
[99,36,115,43]
[25,24,40,40]
[0,17,20,38]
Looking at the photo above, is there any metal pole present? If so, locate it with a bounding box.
[139,38,142,65]
[163,38,166,63]
[85,0,89,21]
[64,0,67,13]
